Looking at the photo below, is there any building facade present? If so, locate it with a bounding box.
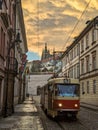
[0,0,16,116]
[0,0,7,116]
[79,17,98,105]
[14,0,28,105]
[0,0,28,117]
[62,16,98,105]
[62,42,80,79]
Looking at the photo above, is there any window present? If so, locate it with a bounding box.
[0,1,2,10]
[77,44,79,56]
[92,51,96,70]
[92,28,96,43]
[86,55,90,72]
[69,67,73,78]
[74,65,76,78]
[71,67,73,78]
[0,79,2,108]
[86,34,89,49]
[70,50,73,60]
[82,82,84,94]
[81,39,84,53]
[71,49,73,59]
[77,63,79,78]
[66,54,68,63]
[0,27,1,53]
[74,46,77,58]
[87,81,89,94]
[3,32,5,56]
[0,27,3,56]
[93,80,96,94]
[81,59,84,74]
[0,27,5,57]
[56,84,79,97]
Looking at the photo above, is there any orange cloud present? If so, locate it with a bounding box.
[22,0,98,58]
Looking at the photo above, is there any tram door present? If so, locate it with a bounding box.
[48,84,53,110]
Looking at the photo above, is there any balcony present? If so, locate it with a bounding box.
[7,57,18,75]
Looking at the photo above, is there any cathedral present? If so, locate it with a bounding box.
[41,43,52,61]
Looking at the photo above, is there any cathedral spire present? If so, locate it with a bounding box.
[45,43,47,52]
[41,42,51,61]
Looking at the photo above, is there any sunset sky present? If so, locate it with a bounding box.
[22,0,98,61]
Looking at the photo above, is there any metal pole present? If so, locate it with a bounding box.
[12,0,17,113]
[4,45,11,117]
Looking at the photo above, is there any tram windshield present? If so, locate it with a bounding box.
[55,84,79,97]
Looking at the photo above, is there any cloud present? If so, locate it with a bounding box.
[22,0,98,60]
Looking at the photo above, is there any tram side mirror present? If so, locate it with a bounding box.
[82,91,85,95]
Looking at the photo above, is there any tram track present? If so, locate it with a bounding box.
[37,104,87,130]
[55,117,90,130]
[34,97,98,130]
[56,121,67,130]
[78,119,90,130]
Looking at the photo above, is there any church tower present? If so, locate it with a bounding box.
[41,43,52,61]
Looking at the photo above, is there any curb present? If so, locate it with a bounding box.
[80,104,98,111]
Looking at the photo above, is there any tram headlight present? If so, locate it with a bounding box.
[58,103,62,107]
[74,104,78,107]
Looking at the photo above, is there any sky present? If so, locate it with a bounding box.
[22,0,98,61]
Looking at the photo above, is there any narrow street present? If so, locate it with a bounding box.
[0,97,43,130]
[0,1,98,130]
[0,96,97,130]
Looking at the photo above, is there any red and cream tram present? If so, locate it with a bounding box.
[40,77,80,118]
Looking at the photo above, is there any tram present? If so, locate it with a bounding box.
[40,77,80,118]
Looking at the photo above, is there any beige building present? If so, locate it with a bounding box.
[14,1,28,104]
[0,0,27,117]
[79,17,98,105]
[61,16,98,106]
[62,41,80,79]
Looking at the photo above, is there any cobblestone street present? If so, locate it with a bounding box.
[0,96,98,130]
[0,98,43,130]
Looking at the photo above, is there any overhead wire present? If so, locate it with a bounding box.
[61,0,92,51]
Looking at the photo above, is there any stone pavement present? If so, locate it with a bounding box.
[80,102,98,111]
[0,98,44,130]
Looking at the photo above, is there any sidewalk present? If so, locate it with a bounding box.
[0,98,44,130]
[80,102,98,111]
